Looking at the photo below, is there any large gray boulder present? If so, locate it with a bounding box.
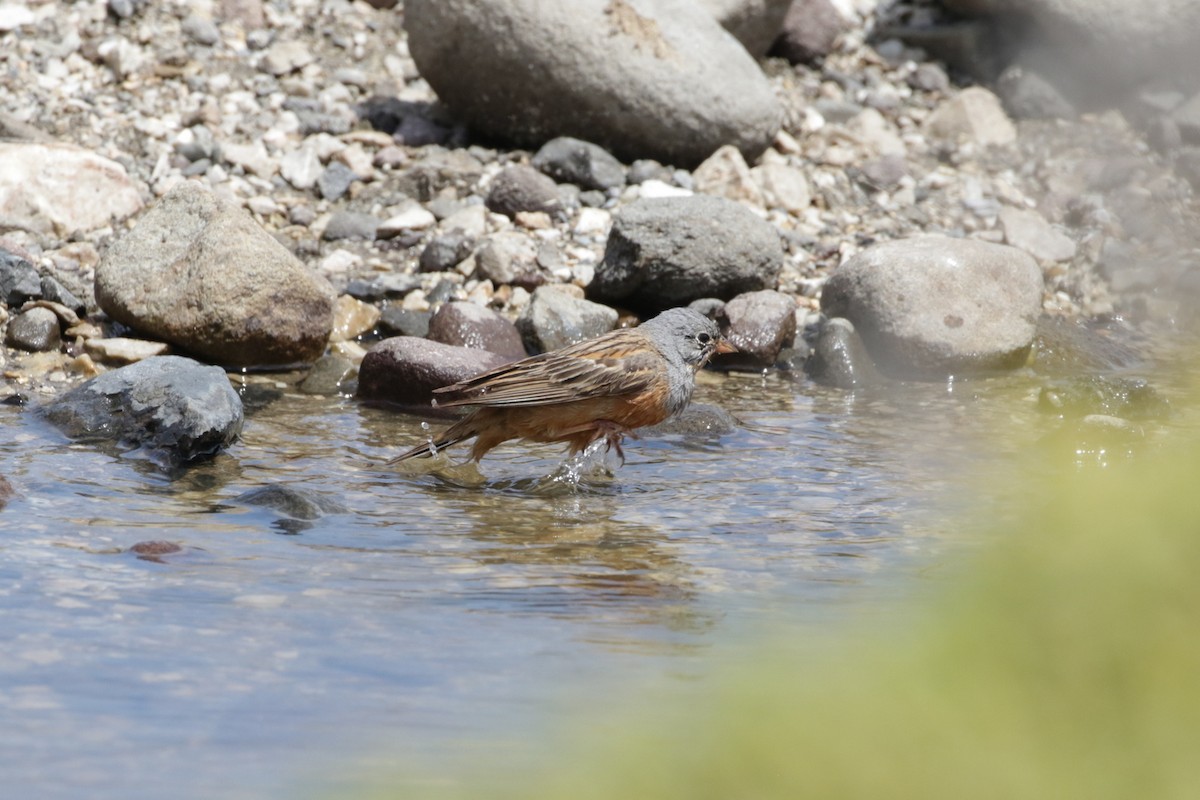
[40,355,243,468]
[590,195,784,310]
[820,236,1044,378]
[95,181,336,368]
[939,0,1200,97]
[404,0,782,167]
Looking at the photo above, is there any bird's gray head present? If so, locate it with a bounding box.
[641,307,728,370]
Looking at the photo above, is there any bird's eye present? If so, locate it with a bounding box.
[697,332,713,345]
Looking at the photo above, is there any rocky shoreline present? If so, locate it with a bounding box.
[1,0,1197,464]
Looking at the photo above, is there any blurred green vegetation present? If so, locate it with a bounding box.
[367,416,1200,800]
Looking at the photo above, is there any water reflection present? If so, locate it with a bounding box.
[0,367,1127,800]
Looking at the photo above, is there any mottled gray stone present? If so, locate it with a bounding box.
[517,287,618,353]
[820,235,1044,378]
[40,355,243,467]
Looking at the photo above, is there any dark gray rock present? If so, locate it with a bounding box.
[404,0,782,167]
[644,401,738,437]
[298,354,356,395]
[590,195,784,311]
[0,250,42,306]
[699,0,791,56]
[770,0,850,64]
[419,230,475,273]
[5,307,61,352]
[485,165,562,218]
[426,301,527,360]
[907,62,951,92]
[716,290,796,368]
[820,235,1044,379]
[378,306,431,338]
[322,210,380,241]
[318,161,357,200]
[806,317,884,390]
[516,287,618,353]
[356,336,509,411]
[1038,376,1170,421]
[234,485,349,520]
[532,137,626,191]
[39,276,84,314]
[94,181,335,368]
[995,65,1076,120]
[40,355,243,467]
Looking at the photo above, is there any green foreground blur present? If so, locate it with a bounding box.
[367,414,1200,800]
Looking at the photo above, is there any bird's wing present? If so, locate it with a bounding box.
[433,330,661,408]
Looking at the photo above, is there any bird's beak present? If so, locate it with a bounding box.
[715,337,737,354]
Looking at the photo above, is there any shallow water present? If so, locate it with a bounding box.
[0,364,1175,798]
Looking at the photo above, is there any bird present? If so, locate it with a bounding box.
[390,306,735,464]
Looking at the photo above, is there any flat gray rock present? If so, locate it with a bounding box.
[532,137,627,191]
[820,235,1044,378]
[95,181,336,368]
[590,195,784,310]
[40,355,243,467]
[405,0,782,167]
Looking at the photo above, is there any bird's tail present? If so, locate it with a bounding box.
[387,418,476,464]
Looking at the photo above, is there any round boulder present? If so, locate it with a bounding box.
[95,181,335,368]
[820,236,1044,378]
[405,0,782,167]
[590,195,784,311]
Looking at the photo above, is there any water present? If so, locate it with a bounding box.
[0,367,1142,798]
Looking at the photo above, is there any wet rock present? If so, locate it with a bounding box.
[404,0,782,167]
[999,206,1077,263]
[356,336,509,410]
[532,136,627,191]
[94,181,336,368]
[924,86,1016,147]
[517,286,618,353]
[645,401,738,437]
[420,231,476,273]
[40,355,243,467]
[716,290,796,369]
[329,295,381,342]
[298,354,356,395]
[0,250,42,305]
[84,337,171,364]
[129,540,184,559]
[995,65,1076,120]
[474,231,545,288]
[234,484,349,520]
[485,165,562,218]
[590,195,784,311]
[5,307,61,352]
[427,301,527,360]
[0,143,143,236]
[770,0,850,64]
[806,317,884,390]
[1038,376,1170,420]
[379,307,432,338]
[820,236,1043,378]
